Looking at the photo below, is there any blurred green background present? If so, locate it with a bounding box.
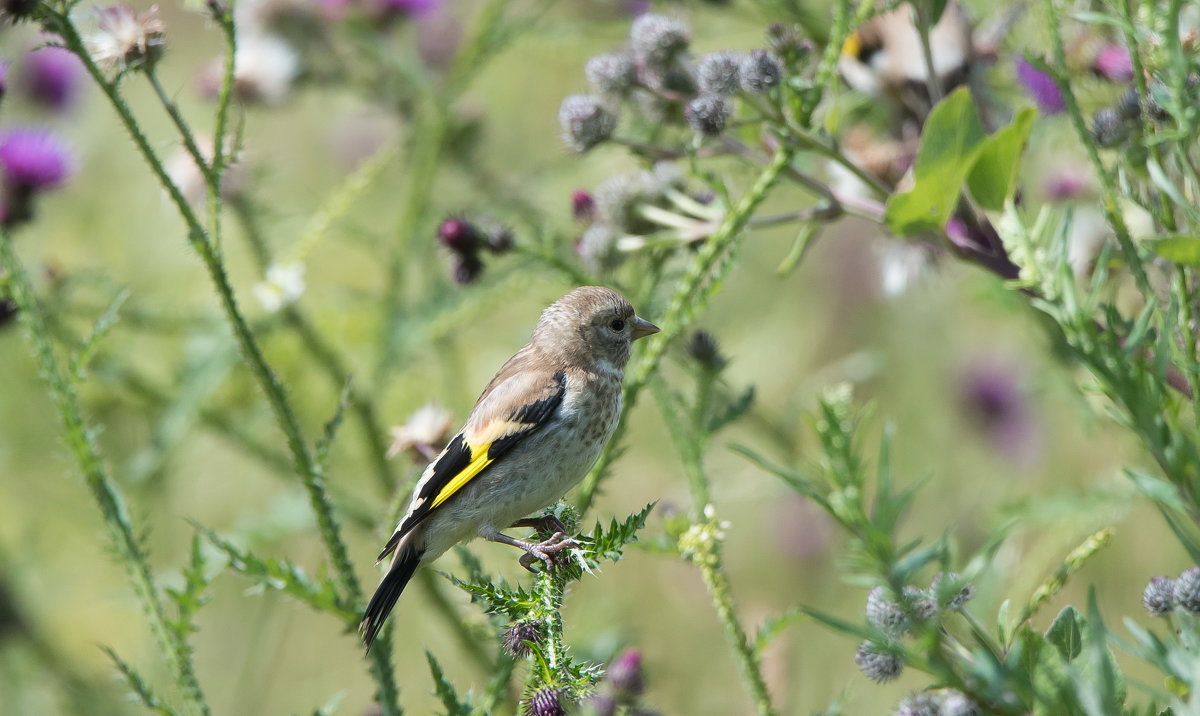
[0,1,1178,713]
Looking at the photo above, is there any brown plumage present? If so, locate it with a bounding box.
[360,286,659,650]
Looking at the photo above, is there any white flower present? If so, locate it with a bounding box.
[234,33,299,104]
[87,4,165,71]
[253,262,305,312]
[387,404,454,460]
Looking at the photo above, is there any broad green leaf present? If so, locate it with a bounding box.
[885,88,987,236]
[1045,606,1083,662]
[967,108,1037,210]
[1146,235,1200,265]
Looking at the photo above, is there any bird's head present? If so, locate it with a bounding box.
[533,286,659,371]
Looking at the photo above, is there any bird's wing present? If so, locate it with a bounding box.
[376,365,567,561]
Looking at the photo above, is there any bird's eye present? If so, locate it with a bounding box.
[609,318,625,332]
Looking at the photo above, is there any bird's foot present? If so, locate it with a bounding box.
[510,514,571,539]
[516,532,579,573]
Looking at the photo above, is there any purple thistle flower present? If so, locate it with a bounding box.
[377,0,438,16]
[21,46,83,111]
[0,128,72,191]
[1092,45,1134,83]
[1015,56,1065,114]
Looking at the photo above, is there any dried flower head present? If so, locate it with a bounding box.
[739,49,783,92]
[577,223,621,274]
[1175,567,1200,613]
[629,14,689,68]
[939,690,980,716]
[559,94,617,153]
[501,620,544,659]
[855,640,903,683]
[606,649,645,698]
[387,403,453,461]
[684,94,731,136]
[88,4,165,71]
[1143,575,1175,617]
[233,33,299,104]
[696,50,743,95]
[585,51,637,97]
[525,687,566,716]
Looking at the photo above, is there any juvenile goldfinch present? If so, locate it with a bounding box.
[360,286,659,650]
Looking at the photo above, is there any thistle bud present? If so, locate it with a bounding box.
[585,51,637,97]
[502,620,544,658]
[1143,575,1174,616]
[1175,567,1200,613]
[855,640,903,683]
[739,50,783,92]
[526,688,566,716]
[437,216,483,254]
[696,51,743,95]
[606,649,644,698]
[685,95,731,136]
[629,14,689,68]
[558,95,617,153]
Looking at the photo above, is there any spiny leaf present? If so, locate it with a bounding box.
[315,378,353,468]
[102,646,179,716]
[426,650,472,716]
[69,287,130,384]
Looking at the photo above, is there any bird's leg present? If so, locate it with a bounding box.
[510,514,570,538]
[485,529,578,573]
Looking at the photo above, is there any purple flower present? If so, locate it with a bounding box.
[1092,45,1134,83]
[0,128,72,191]
[1040,170,1089,202]
[377,0,438,16]
[1015,56,1065,114]
[960,358,1038,463]
[21,46,83,111]
[571,189,595,222]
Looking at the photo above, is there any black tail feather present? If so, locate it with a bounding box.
[360,546,421,652]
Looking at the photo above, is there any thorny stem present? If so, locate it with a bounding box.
[208,2,238,254]
[578,146,796,511]
[47,11,401,712]
[0,233,211,716]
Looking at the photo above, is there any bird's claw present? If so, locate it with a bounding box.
[518,531,579,573]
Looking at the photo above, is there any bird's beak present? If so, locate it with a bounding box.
[631,315,660,340]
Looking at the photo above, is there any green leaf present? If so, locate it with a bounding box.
[1045,606,1083,662]
[1145,235,1200,265]
[967,108,1037,210]
[102,646,180,716]
[885,88,987,236]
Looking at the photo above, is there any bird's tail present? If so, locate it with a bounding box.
[360,544,422,652]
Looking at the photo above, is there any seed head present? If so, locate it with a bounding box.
[629,14,689,68]
[855,640,903,683]
[558,94,616,153]
[585,51,637,97]
[1142,575,1175,617]
[577,223,621,274]
[739,50,783,92]
[501,620,544,658]
[606,649,645,698]
[88,4,166,71]
[939,690,980,716]
[1175,567,1200,613]
[696,51,743,95]
[684,95,731,136]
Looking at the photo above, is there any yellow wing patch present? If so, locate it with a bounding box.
[430,443,494,509]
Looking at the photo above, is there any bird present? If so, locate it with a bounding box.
[359,286,659,651]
